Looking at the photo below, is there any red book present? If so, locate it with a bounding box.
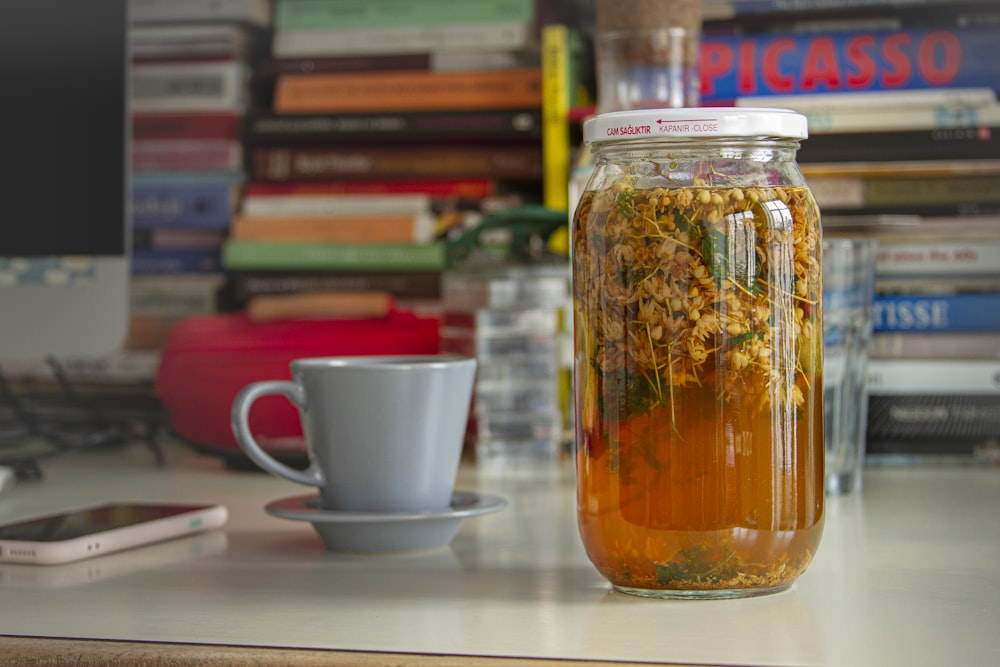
[243,178,497,199]
[131,140,242,172]
[132,112,242,141]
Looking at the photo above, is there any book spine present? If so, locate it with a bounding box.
[131,248,223,275]
[808,173,1000,210]
[257,54,432,77]
[221,239,447,272]
[129,24,250,61]
[272,67,542,114]
[131,169,247,187]
[429,50,538,72]
[867,359,1000,394]
[225,270,442,304]
[273,0,535,30]
[872,292,1000,332]
[801,159,1000,178]
[130,61,249,113]
[735,87,998,112]
[251,146,542,182]
[124,313,185,351]
[804,103,1000,134]
[133,113,242,141]
[131,274,225,317]
[876,242,1000,277]
[701,26,1000,102]
[229,213,436,244]
[876,275,1000,295]
[866,393,1000,449]
[133,228,227,250]
[870,331,1000,360]
[271,21,533,58]
[241,193,431,217]
[243,178,496,198]
[246,109,542,144]
[541,24,571,212]
[865,173,1000,208]
[132,140,243,172]
[796,126,1000,163]
[714,0,999,17]
[129,24,250,43]
[803,204,1000,219]
[246,291,395,321]
[128,0,271,25]
[132,183,237,229]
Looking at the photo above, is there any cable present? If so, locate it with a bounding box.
[0,360,167,474]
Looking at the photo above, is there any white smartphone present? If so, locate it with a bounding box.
[0,530,229,589]
[0,501,228,565]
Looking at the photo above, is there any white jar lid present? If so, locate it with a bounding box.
[583,107,809,144]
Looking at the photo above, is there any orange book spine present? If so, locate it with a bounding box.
[273,67,542,113]
[247,290,395,322]
[230,214,434,243]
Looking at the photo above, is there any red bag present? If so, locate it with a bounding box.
[156,310,441,458]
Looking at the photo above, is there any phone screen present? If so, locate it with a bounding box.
[0,503,213,542]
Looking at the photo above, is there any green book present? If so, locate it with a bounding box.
[222,239,447,272]
[274,0,535,31]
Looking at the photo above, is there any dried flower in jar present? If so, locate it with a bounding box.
[573,175,824,595]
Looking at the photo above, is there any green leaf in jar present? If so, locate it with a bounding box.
[702,228,729,285]
[616,186,635,219]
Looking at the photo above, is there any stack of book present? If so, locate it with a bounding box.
[697,0,1000,461]
[705,0,1000,210]
[859,217,1000,462]
[128,0,270,348]
[221,0,548,315]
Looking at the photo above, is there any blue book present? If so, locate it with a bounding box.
[131,248,223,275]
[872,292,1000,332]
[715,0,996,17]
[701,26,999,101]
[132,182,238,230]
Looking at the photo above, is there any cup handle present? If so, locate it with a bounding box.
[230,380,323,488]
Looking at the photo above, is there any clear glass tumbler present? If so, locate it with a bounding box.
[822,236,877,495]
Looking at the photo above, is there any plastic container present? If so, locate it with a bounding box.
[442,264,570,476]
[156,310,441,458]
[441,207,573,477]
[571,107,825,598]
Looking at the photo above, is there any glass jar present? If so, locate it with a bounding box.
[572,108,825,599]
[594,0,703,112]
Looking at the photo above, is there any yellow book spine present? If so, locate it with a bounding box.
[541,24,571,213]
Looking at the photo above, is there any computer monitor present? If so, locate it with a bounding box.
[0,0,129,360]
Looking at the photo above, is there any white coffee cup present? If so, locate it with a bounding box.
[231,355,476,513]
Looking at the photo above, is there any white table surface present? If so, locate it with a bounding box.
[0,442,998,666]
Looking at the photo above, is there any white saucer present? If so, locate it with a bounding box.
[264,491,507,554]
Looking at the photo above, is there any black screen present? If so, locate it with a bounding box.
[0,503,211,542]
[0,1,127,257]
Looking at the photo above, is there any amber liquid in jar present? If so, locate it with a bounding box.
[573,178,824,598]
